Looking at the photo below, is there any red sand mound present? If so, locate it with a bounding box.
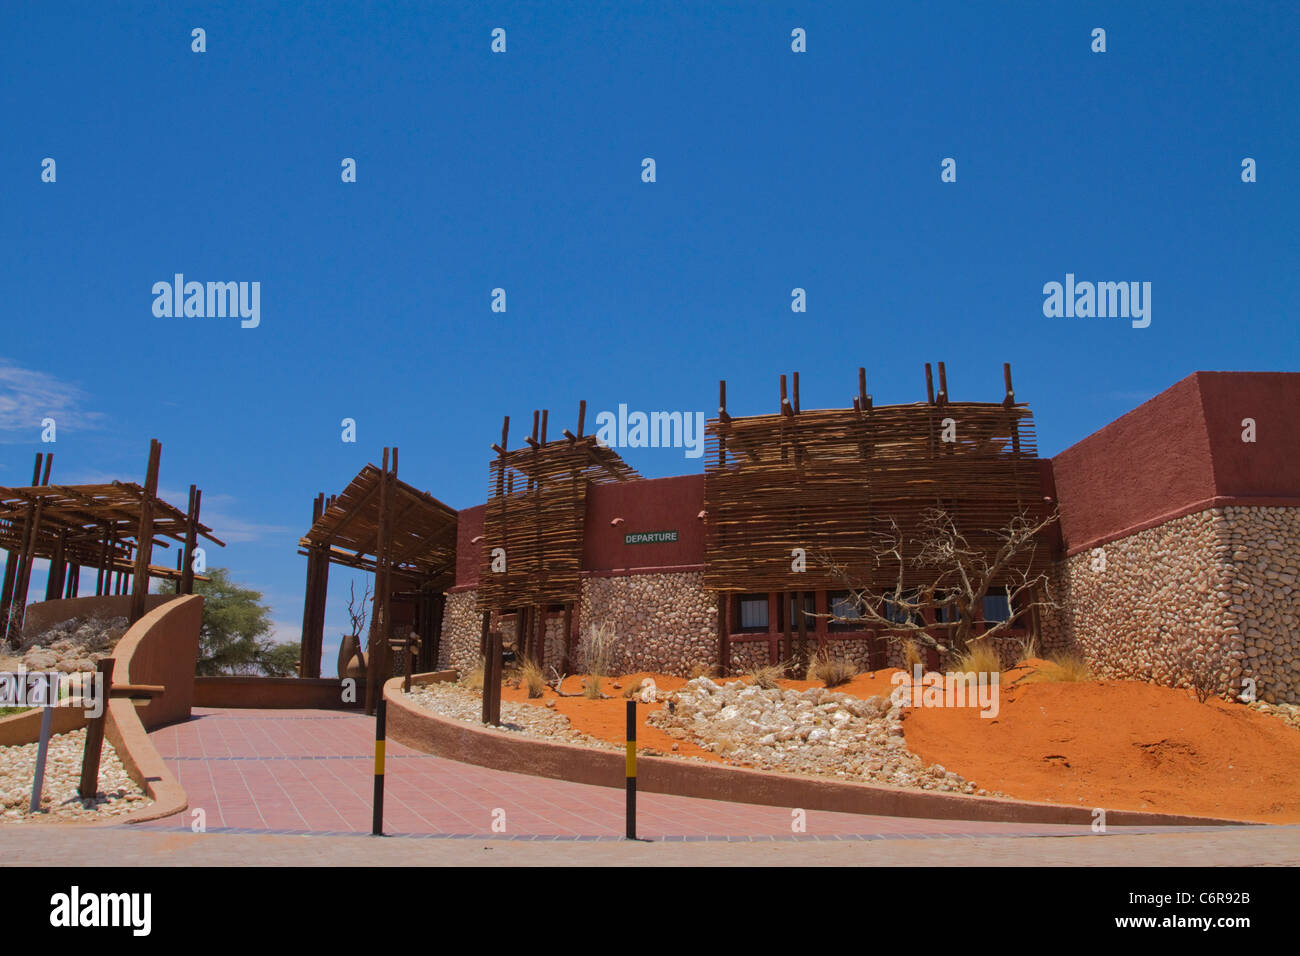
[902,663,1300,823]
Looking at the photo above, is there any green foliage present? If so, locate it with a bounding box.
[193,568,296,677]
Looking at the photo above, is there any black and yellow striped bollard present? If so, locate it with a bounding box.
[625,699,637,840]
[372,698,386,835]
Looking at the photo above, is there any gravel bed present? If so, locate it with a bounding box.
[0,728,152,822]
[648,677,1000,795]
[404,681,618,751]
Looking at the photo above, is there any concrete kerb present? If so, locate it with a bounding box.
[383,672,1256,829]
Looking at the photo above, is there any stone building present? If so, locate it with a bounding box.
[308,369,1300,704]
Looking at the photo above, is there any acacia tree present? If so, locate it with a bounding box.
[821,507,1060,658]
[188,567,296,676]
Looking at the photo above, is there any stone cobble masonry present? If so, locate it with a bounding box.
[1040,506,1300,704]
[578,572,716,675]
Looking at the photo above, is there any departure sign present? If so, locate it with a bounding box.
[624,530,678,545]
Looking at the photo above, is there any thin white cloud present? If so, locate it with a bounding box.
[0,359,105,435]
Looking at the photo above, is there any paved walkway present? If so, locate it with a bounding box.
[136,708,1252,842]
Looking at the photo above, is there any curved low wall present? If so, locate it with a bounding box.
[194,676,361,710]
[384,675,1249,828]
[115,595,202,731]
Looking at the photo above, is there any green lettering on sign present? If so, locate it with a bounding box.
[624,530,678,545]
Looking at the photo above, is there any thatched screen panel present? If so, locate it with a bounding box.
[703,400,1048,593]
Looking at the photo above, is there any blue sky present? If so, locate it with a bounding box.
[3,2,1296,672]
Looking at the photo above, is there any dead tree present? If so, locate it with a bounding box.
[820,506,1060,658]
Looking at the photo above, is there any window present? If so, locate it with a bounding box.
[785,592,817,632]
[881,589,920,625]
[982,590,1013,624]
[828,590,865,632]
[737,594,769,632]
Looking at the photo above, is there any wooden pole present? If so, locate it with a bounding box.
[179,485,200,595]
[129,440,161,624]
[562,602,574,675]
[78,658,114,798]
[44,530,67,601]
[717,593,729,677]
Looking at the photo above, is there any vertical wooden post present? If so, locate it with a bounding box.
[716,593,730,677]
[65,563,79,599]
[479,609,491,657]
[562,602,574,675]
[78,658,115,798]
[44,530,67,601]
[95,525,110,596]
[534,603,545,669]
[783,591,794,673]
[129,440,161,624]
[365,449,397,714]
[767,593,780,664]
[797,589,809,665]
[481,631,502,726]
[9,454,51,646]
[0,550,16,643]
[180,485,200,595]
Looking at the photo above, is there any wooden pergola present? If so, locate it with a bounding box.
[0,441,224,647]
[297,450,459,710]
[477,402,638,672]
[704,363,1049,671]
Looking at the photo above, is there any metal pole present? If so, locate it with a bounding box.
[371,698,386,835]
[30,694,56,813]
[625,699,637,840]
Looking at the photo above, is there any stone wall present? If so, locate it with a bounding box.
[1222,506,1300,703]
[1039,506,1300,704]
[437,589,482,673]
[576,571,716,675]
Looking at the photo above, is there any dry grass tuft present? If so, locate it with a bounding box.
[742,661,787,690]
[1046,651,1092,682]
[901,638,923,673]
[518,657,546,699]
[809,653,856,688]
[950,640,1002,678]
[622,678,645,699]
[1014,633,1040,666]
[460,657,485,692]
[688,662,716,680]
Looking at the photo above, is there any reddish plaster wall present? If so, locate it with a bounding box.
[583,474,706,571]
[1050,371,1300,552]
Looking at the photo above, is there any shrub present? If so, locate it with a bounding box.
[582,674,605,699]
